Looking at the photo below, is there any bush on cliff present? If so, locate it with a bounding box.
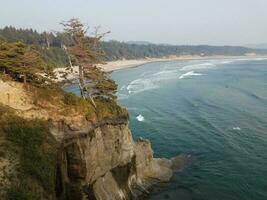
[0,108,57,200]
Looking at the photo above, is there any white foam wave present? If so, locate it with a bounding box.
[136,114,145,122]
[179,71,204,79]
[127,78,158,94]
[180,62,216,71]
[151,70,179,79]
[126,69,178,94]
[221,60,233,64]
[254,58,267,61]
[233,127,241,131]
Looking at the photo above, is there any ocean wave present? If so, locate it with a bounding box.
[151,69,178,78]
[136,114,145,122]
[220,60,233,64]
[127,78,158,94]
[180,62,216,71]
[179,71,204,79]
[126,69,178,94]
[233,127,241,130]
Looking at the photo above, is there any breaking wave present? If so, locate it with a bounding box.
[136,114,145,122]
[180,62,216,71]
[179,71,204,79]
[127,78,158,94]
[126,69,178,94]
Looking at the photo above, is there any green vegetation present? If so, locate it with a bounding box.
[1,26,266,66]
[95,98,128,121]
[63,91,128,122]
[101,41,267,60]
[0,40,54,85]
[0,107,57,200]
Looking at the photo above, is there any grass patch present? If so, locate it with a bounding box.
[95,98,128,121]
[29,84,64,104]
[0,111,57,199]
[63,92,97,121]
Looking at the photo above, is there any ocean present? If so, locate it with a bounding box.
[111,58,267,200]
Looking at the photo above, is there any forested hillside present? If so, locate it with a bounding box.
[1,26,266,67]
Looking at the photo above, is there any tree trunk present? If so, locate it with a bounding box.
[67,54,73,68]
[78,65,97,108]
[23,73,27,85]
[88,94,97,108]
[46,36,50,49]
[78,65,85,99]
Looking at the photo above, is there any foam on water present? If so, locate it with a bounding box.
[221,60,233,64]
[180,62,216,71]
[179,71,204,79]
[233,127,241,130]
[136,114,145,122]
[126,69,178,94]
[127,78,158,94]
[117,57,267,98]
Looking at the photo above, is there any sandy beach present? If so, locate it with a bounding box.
[99,54,267,72]
[54,55,267,81]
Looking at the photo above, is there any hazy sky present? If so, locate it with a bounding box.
[0,0,267,45]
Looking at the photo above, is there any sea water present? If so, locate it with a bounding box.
[111,58,267,200]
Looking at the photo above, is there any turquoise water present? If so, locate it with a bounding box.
[111,58,267,200]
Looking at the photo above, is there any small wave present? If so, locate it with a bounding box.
[250,57,267,61]
[126,69,178,94]
[136,114,145,122]
[179,71,204,79]
[180,62,216,71]
[220,60,233,64]
[233,127,241,131]
[152,69,178,77]
[127,78,158,94]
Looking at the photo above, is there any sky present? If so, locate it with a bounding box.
[0,0,267,46]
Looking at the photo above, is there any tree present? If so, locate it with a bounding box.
[86,66,117,100]
[60,18,113,107]
[0,41,53,85]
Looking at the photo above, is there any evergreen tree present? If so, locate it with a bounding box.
[0,41,53,85]
[60,18,115,106]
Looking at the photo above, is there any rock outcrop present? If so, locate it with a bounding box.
[55,121,174,200]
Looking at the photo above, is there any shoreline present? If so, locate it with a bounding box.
[54,55,267,81]
[99,55,267,72]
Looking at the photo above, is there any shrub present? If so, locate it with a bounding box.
[1,114,57,199]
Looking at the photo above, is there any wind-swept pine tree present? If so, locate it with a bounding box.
[60,18,116,107]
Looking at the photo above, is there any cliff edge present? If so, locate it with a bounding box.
[0,79,188,200]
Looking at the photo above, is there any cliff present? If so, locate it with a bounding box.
[0,79,187,200]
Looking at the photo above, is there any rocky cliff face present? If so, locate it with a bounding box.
[0,80,185,200]
[55,120,174,200]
